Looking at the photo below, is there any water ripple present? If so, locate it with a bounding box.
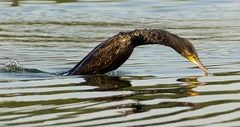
[1,0,240,127]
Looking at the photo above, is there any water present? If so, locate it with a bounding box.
[0,0,240,126]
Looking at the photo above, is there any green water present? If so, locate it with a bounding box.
[0,0,240,126]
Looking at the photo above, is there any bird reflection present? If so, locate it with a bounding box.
[177,76,206,87]
[11,0,19,6]
[177,76,206,96]
[78,75,205,114]
[80,75,132,90]
[80,75,204,97]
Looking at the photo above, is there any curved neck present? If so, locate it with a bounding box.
[131,29,185,49]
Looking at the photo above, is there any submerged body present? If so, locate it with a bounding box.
[65,29,208,75]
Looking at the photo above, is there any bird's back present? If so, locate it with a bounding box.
[69,31,135,75]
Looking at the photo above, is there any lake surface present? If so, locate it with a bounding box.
[0,0,240,126]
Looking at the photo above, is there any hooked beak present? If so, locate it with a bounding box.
[189,57,209,75]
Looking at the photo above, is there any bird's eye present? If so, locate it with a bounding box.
[192,56,197,59]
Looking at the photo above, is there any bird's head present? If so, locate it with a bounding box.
[174,38,208,74]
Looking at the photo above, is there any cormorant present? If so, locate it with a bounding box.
[64,29,208,75]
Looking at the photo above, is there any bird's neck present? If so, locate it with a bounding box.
[131,29,185,49]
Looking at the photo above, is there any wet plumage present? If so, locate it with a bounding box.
[65,29,208,75]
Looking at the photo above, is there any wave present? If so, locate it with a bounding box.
[0,59,47,73]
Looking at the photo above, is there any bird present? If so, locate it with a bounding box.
[64,29,208,75]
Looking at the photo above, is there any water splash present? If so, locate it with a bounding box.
[0,59,45,73]
[0,59,24,72]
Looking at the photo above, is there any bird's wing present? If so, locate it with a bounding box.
[70,32,135,75]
